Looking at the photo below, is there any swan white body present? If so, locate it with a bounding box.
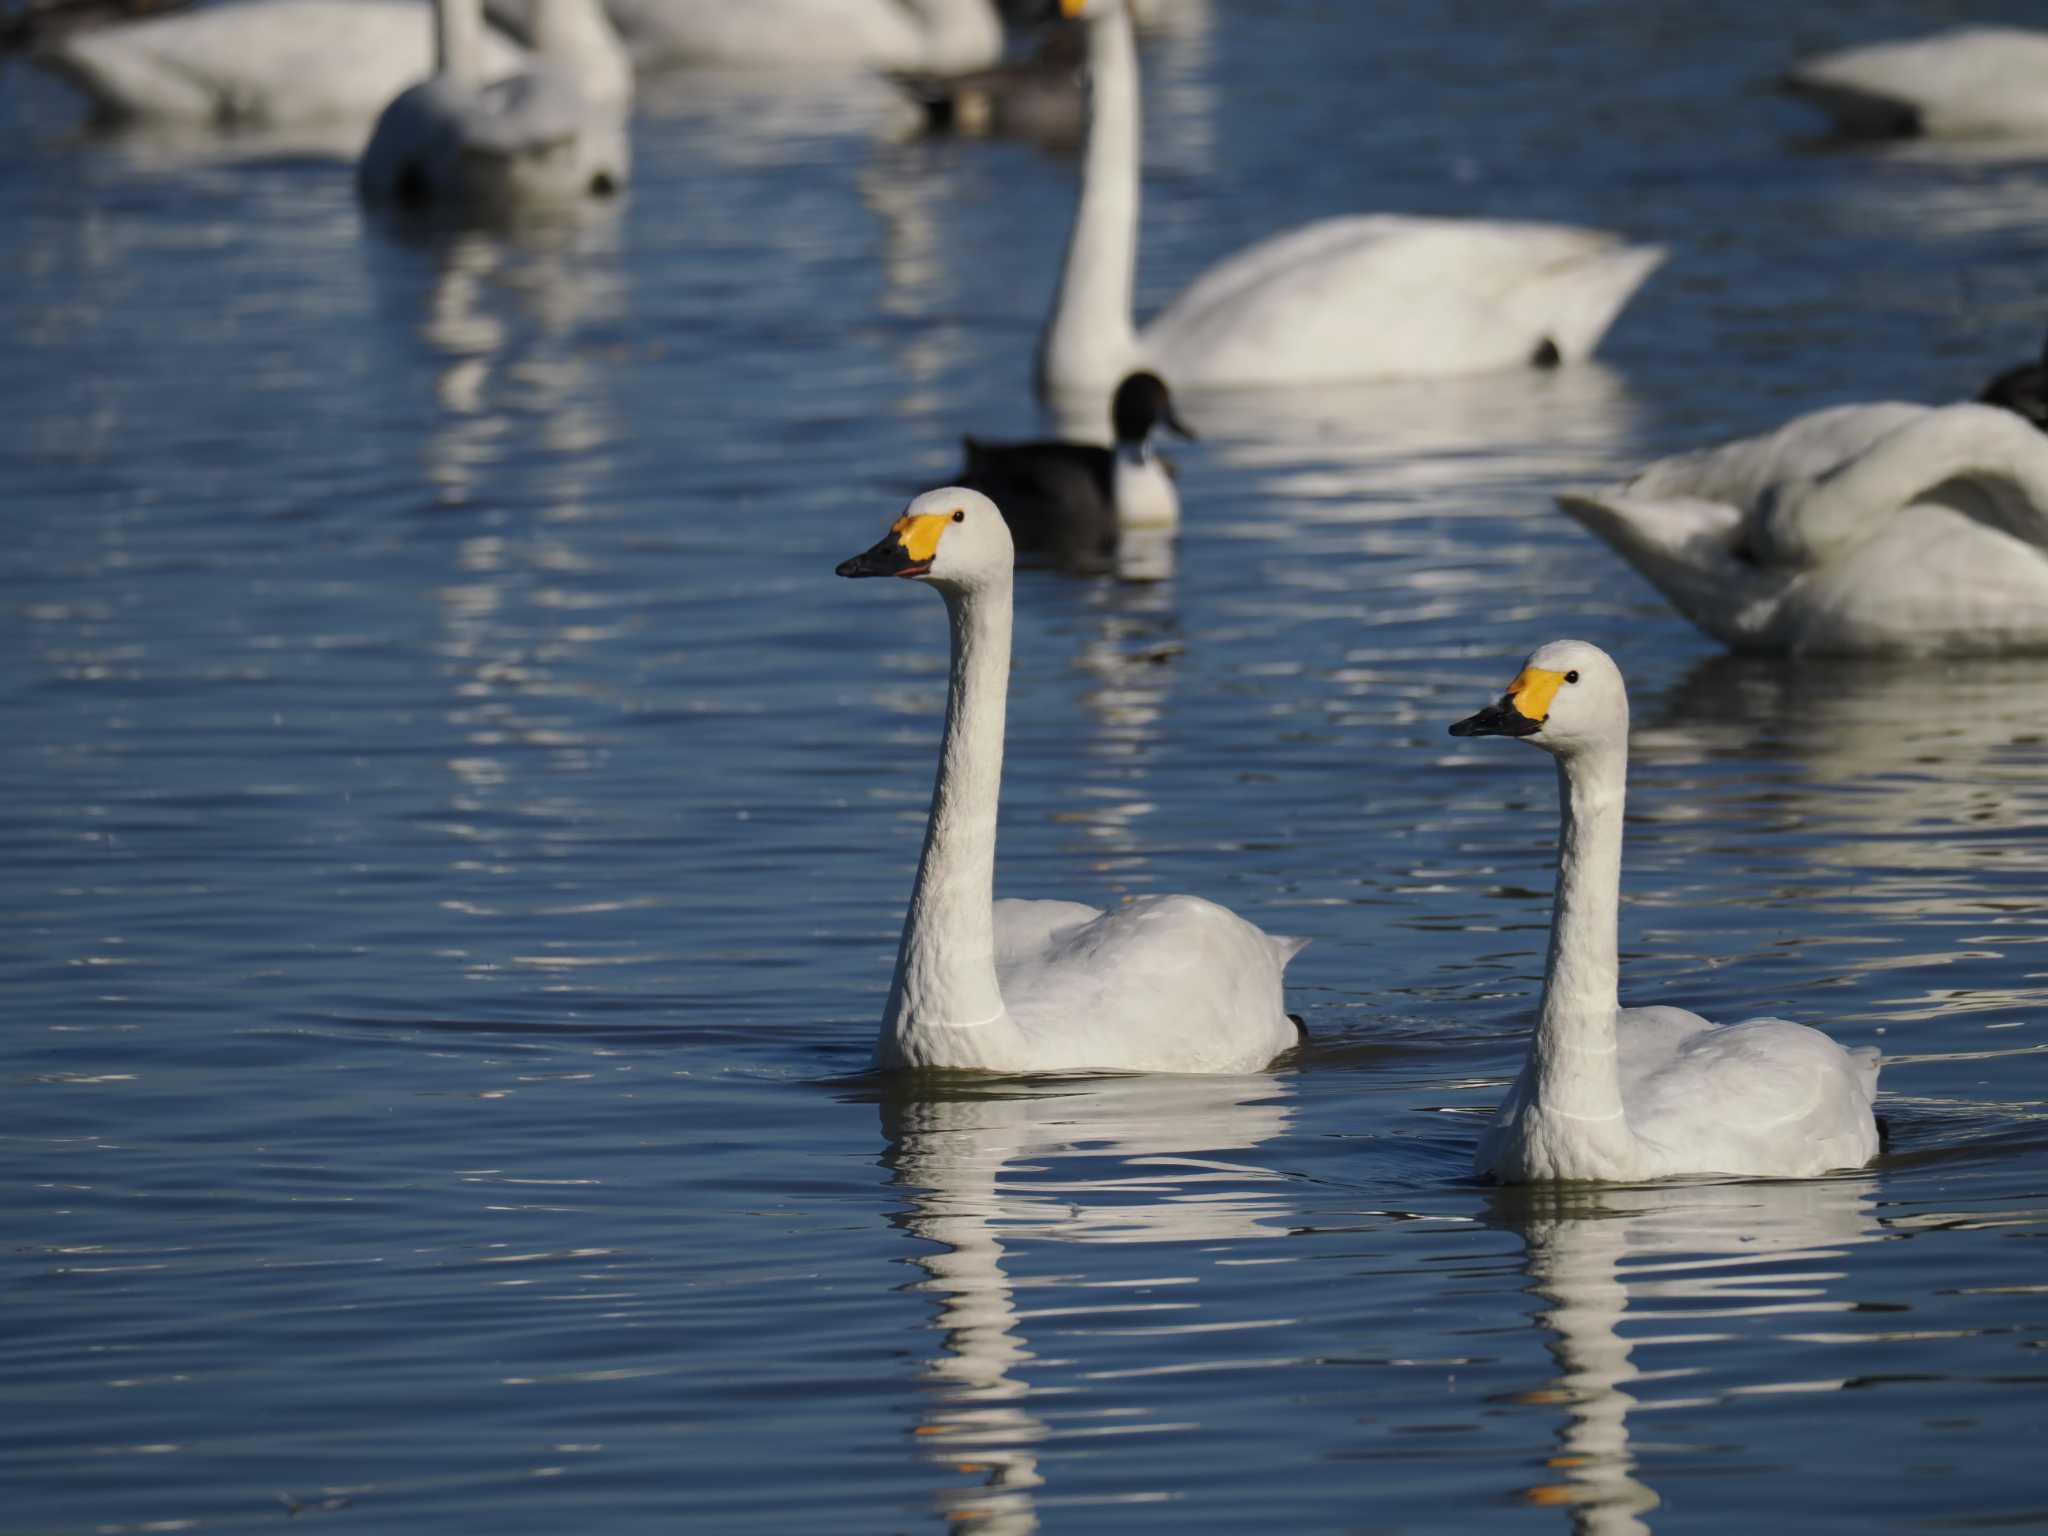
[602,0,1000,72]
[1560,402,2048,657]
[42,0,530,128]
[359,0,630,210]
[1038,0,1664,394]
[1784,27,2048,139]
[838,488,1303,1074]
[1451,641,1881,1184]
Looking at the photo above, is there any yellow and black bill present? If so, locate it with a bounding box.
[835,511,949,580]
[1448,666,1565,739]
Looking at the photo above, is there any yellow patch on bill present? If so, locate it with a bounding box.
[1508,666,1567,723]
[891,511,951,565]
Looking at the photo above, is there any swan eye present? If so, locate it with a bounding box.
[952,509,966,523]
[1565,670,1580,684]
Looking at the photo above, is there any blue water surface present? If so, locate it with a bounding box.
[4,2,2048,1531]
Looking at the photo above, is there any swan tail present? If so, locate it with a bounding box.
[1557,488,1781,648]
[1269,933,1310,970]
[1519,242,1667,365]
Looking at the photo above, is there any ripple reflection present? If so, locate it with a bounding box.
[1493,1177,1881,1536]
[880,1074,1296,1533]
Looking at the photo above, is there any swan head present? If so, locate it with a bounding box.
[836,487,1014,593]
[1449,639,1628,758]
[1112,370,1193,449]
[1059,0,1119,19]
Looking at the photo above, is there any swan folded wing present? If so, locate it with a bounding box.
[1761,403,2048,567]
[992,897,1104,967]
[999,894,1299,1073]
[1625,1017,1880,1178]
[1143,217,1661,385]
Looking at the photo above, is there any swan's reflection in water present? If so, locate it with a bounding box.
[1182,363,1646,509]
[1494,1178,1880,1536]
[1641,655,2048,891]
[880,1074,1296,1533]
[401,211,629,507]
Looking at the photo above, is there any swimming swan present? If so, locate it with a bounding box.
[602,0,1000,73]
[836,487,1305,1073]
[1038,0,1665,394]
[953,370,1191,573]
[1782,27,2048,140]
[359,0,630,210]
[1558,402,2048,656]
[38,0,531,129]
[1449,640,1881,1183]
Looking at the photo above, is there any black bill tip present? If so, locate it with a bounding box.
[836,535,928,580]
[1449,697,1543,738]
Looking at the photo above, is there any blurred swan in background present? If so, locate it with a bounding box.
[1039,0,1664,396]
[1560,402,2048,656]
[836,489,1305,1073]
[35,0,531,129]
[359,0,630,211]
[1449,640,1882,1183]
[601,0,1000,73]
[1782,27,2048,140]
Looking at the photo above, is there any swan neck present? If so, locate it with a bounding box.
[527,0,630,103]
[1040,5,1141,392]
[883,580,1013,1051]
[1532,745,1628,1123]
[434,0,486,86]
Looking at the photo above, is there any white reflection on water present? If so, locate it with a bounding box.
[399,216,629,506]
[1184,363,1646,507]
[880,1074,1296,1533]
[1635,656,2048,1019]
[1493,1178,1881,1536]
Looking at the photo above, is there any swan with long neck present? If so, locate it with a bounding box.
[358,0,630,211]
[1450,641,1880,1183]
[1558,402,2048,656]
[837,488,1304,1074]
[1038,0,1665,395]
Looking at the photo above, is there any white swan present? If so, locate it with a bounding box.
[1448,640,1882,1183]
[1783,27,2048,140]
[359,0,630,211]
[1037,0,1665,394]
[37,0,533,129]
[601,0,1000,73]
[1559,402,2048,657]
[836,487,1304,1073]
